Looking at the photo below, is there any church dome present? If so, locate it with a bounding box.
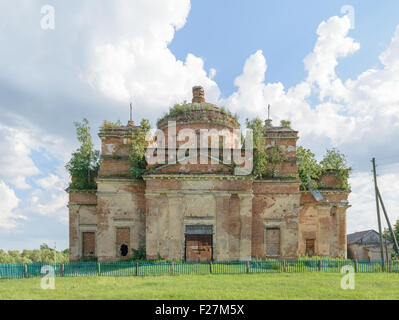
[156,86,240,130]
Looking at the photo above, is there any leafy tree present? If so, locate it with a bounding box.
[129,119,151,179]
[40,243,49,250]
[0,245,69,264]
[66,118,100,189]
[297,146,322,190]
[320,148,351,191]
[320,148,349,171]
[246,118,268,178]
[296,147,351,191]
[246,118,286,178]
[383,220,399,259]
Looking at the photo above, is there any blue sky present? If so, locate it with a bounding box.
[0,0,399,251]
[171,0,399,96]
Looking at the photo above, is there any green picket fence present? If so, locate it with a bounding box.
[0,259,398,279]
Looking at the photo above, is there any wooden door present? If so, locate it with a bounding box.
[306,239,315,257]
[265,228,280,257]
[185,234,212,262]
[82,232,95,257]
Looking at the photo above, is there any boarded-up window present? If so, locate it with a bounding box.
[116,228,130,257]
[82,232,95,257]
[265,228,280,257]
[306,239,315,257]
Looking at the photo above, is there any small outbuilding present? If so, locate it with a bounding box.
[347,230,392,261]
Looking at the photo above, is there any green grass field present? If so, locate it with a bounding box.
[1,273,399,300]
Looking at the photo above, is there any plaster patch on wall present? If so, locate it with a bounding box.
[105,144,115,155]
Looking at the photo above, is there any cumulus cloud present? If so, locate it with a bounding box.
[220,15,399,232]
[31,171,69,223]
[0,124,40,189]
[349,168,399,232]
[222,15,399,149]
[85,0,220,113]
[0,1,398,239]
[304,16,360,101]
[0,118,70,228]
[0,181,22,229]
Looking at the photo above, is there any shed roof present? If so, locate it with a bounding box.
[347,229,391,245]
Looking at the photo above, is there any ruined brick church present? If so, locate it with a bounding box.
[68,86,350,262]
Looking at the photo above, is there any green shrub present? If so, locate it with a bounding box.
[131,247,146,261]
[101,120,121,130]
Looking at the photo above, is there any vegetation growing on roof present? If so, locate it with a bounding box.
[296,146,322,190]
[245,117,351,188]
[297,146,351,191]
[280,120,292,128]
[319,148,351,191]
[156,103,239,127]
[246,117,287,179]
[66,118,100,190]
[129,119,151,180]
[101,120,122,130]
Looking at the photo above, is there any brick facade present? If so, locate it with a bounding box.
[67,86,350,262]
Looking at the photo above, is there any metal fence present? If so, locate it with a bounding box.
[0,259,398,279]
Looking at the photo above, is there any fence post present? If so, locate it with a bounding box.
[246,261,250,274]
[171,262,174,276]
[318,260,322,271]
[24,264,28,278]
[210,261,213,274]
[62,264,65,277]
[98,262,101,276]
[354,260,358,273]
[136,262,138,276]
[390,260,393,273]
[283,260,286,273]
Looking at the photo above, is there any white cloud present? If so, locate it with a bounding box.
[0,124,40,189]
[0,181,22,229]
[348,168,399,233]
[0,116,71,190]
[36,174,65,191]
[0,118,70,228]
[220,15,399,232]
[0,2,397,239]
[85,0,220,114]
[222,15,399,150]
[31,171,69,223]
[304,16,360,101]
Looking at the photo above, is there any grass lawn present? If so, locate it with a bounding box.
[0,273,398,300]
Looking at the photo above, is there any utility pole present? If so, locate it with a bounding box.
[372,158,386,268]
[376,187,399,257]
[54,242,57,268]
[130,102,133,122]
